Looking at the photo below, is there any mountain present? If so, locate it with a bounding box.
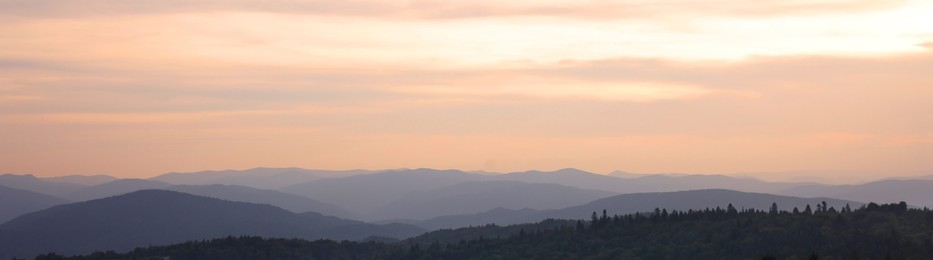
[402,189,864,230]
[66,179,172,201]
[41,175,118,186]
[0,190,424,259]
[607,170,646,178]
[0,185,69,224]
[778,179,933,208]
[494,168,803,194]
[42,203,933,260]
[369,181,615,221]
[0,174,86,197]
[164,184,354,218]
[542,189,862,220]
[623,174,800,193]
[150,168,371,190]
[62,180,355,218]
[493,168,626,192]
[281,169,487,219]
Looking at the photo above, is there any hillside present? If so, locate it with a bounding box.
[541,189,863,220]
[165,184,354,218]
[40,202,933,260]
[401,189,864,229]
[66,179,172,201]
[281,169,487,219]
[0,190,423,259]
[0,185,68,224]
[370,181,614,221]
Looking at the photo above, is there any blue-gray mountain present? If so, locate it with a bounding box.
[62,179,354,218]
[401,189,865,230]
[369,180,616,221]
[0,184,68,224]
[280,169,486,219]
[0,174,86,197]
[0,190,423,259]
[151,167,372,190]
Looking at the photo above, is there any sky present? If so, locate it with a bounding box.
[1,0,932,182]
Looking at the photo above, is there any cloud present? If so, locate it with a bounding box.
[532,50,933,91]
[396,83,715,102]
[0,110,282,124]
[0,0,907,20]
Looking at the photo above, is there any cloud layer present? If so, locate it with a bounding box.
[1,0,931,180]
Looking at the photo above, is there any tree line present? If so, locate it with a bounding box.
[32,202,933,259]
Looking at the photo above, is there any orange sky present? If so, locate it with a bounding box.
[1,0,932,182]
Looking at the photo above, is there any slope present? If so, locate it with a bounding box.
[0,190,423,259]
[0,185,69,224]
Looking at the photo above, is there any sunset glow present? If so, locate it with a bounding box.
[2,0,932,181]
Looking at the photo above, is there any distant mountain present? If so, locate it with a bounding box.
[493,168,625,192]
[778,179,933,208]
[542,189,862,220]
[66,179,171,201]
[607,170,646,178]
[41,175,118,186]
[0,185,69,224]
[164,184,354,218]
[369,181,615,221]
[623,174,800,193]
[281,169,487,219]
[279,168,815,221]
[61,180,356,218]
[494,168,802,194]
[403,189,863,230]
[0,190,424,259]
[151,168,372,190]
[0,174,86,197]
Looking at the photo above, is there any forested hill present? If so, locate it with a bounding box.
[35,202,933,260]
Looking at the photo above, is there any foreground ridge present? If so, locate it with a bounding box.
[34,202,933,260]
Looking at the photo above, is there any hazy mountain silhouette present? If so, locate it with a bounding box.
[281,169,487,219]
[542,189,863,220]
[0,190,423,259]
[778,179,933,207]
[64,180,356,218]
[624,174,800,193]
[0,185,68,224]
[66,179,172,201]
[492,168,801,194]
[402,189,864,229]
[151,167,372,190]
[0,174,87,197]
[41,175,118,186]
[369,181,615,221]
[493,168,624,192]
[607,170,646,178]
[164,184,354,218]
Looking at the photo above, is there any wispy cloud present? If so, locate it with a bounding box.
[1,0,931,177]
[0,0,907,20]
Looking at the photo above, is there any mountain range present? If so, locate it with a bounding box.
[399,189,864,230]
[150,168,372,190]
[2,167,932,259]
[0,184,69,224]
[0,190,422,259]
